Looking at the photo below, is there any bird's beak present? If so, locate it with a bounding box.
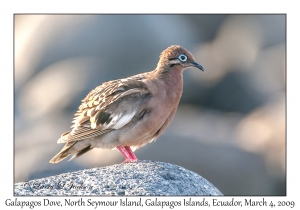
[191,61,205,72]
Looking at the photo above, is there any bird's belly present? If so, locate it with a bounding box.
[90,103,176,150]
[117,103,175,148]
[91,83,181,150]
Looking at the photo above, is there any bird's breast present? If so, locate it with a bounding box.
[117,73,184,148]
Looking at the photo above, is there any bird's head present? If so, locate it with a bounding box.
[157,45,204,72]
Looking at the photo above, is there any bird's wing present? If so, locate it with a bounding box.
[58,76,152,143]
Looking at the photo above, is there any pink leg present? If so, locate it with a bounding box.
[116,146,138,163]
[124,146,138,160]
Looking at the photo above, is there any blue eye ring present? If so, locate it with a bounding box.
[178,54,187,62]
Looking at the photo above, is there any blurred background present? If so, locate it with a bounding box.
[14,14,286,195]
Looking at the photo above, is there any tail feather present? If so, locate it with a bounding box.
[49,142,75,164]
[49,142,93,164]
[49,152,69,164]
[68,146,93,162]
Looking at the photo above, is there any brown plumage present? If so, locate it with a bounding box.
[49,45,204,164]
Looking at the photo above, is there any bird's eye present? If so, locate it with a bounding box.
[178,54,187,62]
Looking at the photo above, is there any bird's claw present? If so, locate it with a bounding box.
[122,159,140,164]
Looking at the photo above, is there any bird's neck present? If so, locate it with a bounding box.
[153,66,184,93]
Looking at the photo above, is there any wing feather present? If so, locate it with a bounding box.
[57,75,152,143]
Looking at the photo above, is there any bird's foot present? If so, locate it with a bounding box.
[122,158,140,164]
[117,145,140,164]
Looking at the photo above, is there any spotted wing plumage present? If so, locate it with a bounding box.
[57,74,151,143]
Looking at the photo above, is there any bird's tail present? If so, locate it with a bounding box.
[49,142,75,164]
[49,142,93,164]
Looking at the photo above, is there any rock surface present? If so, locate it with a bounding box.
[14,161,223,196]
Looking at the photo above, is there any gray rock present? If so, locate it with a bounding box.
[14,161,222,196]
